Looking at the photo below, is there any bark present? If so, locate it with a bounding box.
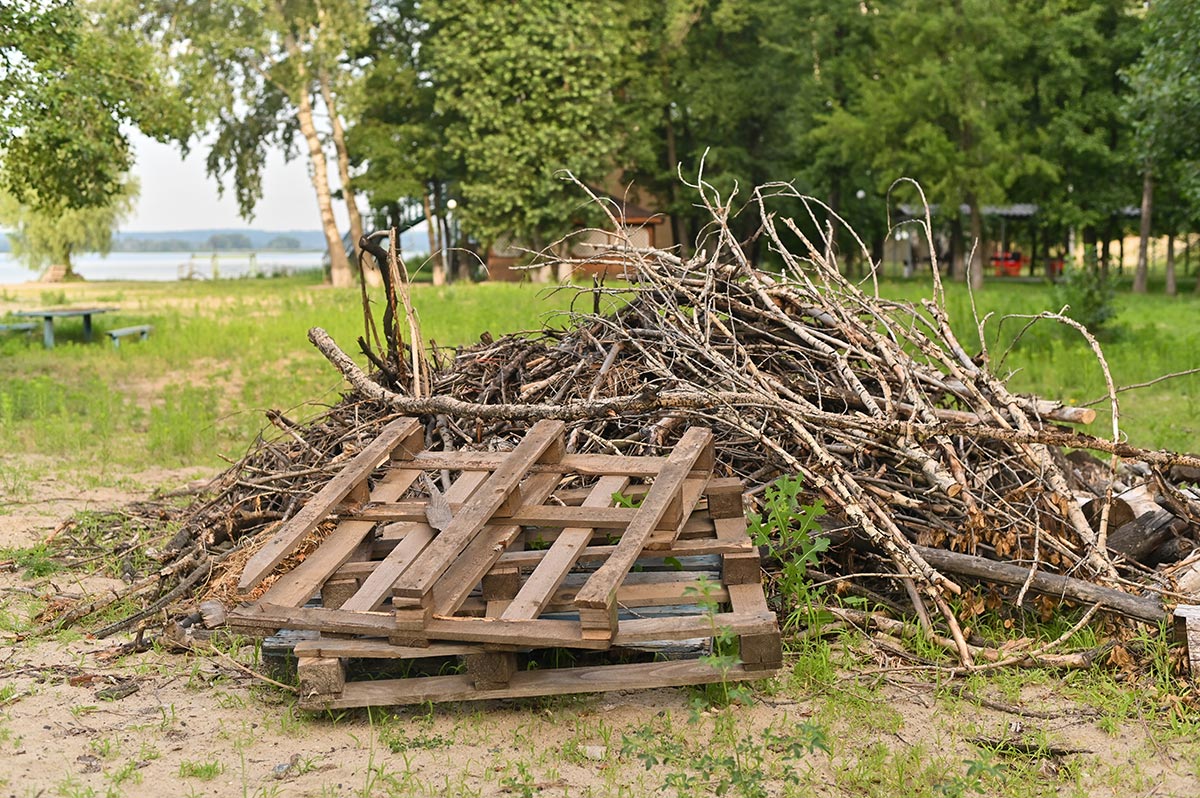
[967,197,984,290]
[1166,233,1177,296]
[949,215,965,281]
[318,71,375,287]
[663,105,690,257]
[280,33,351,288]
[422,192,445,285]
[1134,169,1153,293]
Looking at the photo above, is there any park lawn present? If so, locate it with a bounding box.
[876,276,1200,454]
[0,271,1197,487]
[0,275,600,480]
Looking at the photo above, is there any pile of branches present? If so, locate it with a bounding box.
[40,182,1200,666]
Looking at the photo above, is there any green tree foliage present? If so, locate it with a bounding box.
[0,178,138,277]
[1009,0,1142,253]
[1123,0,1200,292]
[129,0,370,286]
[421,0,656,251]
[0,0,186,213]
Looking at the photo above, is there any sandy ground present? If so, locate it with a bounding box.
[3,464,1200,797]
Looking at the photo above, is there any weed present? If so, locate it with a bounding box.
[179,759,224,780]
[748,475,828,629]
[0,543,62,579]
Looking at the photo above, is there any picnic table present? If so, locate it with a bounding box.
[13,307,116,349]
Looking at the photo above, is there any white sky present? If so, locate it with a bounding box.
[124,130,351,232]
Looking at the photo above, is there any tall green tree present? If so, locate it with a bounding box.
[130,0,371,286]
[349,1,460,281]
[1015,1,1140,268]
[1,0,186,212]
[0,178,138,278]
[816,0,1053,288]
[633,0,810,254]
[1124,0,1200,293]
[422,0,656,267]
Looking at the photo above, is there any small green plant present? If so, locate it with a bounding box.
[611,489,644,508]
[1053,265,1117,333]
[748,475,828,629]
[0,544,61,579]
[179,759,224,780]
[935,754,1005,797]
[499,761,538,798]
[685,575,753,711]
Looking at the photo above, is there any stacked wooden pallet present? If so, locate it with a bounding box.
[228,416,781,708]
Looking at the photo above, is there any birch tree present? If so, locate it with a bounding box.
[131,0,370,287]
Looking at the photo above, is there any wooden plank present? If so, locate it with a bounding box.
[408,451,667,477]
[370,503,717,551]
[298,657,345,698]
[299,660,774,709]
[344,502,639,529]
[502,475,629,621]
[254,467,423,608]
[228,602,396,636]
[418,616,610,649]
[339,470,490,613]
[573,428,713,624]
[293,638,485,659]
[333,536,749,583]
[490,578,729,614]
[614,611,777,644]
[715,509,780,671]
[391,419,566,602]
[238,416,423,593]
[391,609,774,649]
[714,515,762,585]
[427,472,562,618]
[646,475,710,548]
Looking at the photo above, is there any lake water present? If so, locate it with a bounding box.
[0,251,327,284]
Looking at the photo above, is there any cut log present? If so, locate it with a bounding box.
[912,544,1164,625]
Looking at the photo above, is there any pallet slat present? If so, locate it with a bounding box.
[238,416,423,593]
[391,419,566,602]
[299,660,768,710]
[574,428,713,634]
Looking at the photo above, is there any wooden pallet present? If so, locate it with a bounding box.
[228,417,781,707]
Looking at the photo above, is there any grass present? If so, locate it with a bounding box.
[2,270,1197,485]
[873,273,1200,453]
[4,269,1200,798]
[0,273,595,475]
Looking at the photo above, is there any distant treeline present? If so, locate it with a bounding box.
[110,234,304,252]
[108,229,325,252]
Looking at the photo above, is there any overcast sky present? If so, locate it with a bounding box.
[124,130,351,232]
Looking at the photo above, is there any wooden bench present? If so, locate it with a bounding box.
[105,325,152,348]
[0,322,37,334]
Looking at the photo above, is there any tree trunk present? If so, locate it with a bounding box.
[663,106,690,257]
[1166,233,1177,296]
[1082,226,1097,270]
[1134,169,1153,294]
[423,192,445,285]
[966,198,984,290]
[319,70,374,287]
[949,216,964,281]
[293,89,350,286]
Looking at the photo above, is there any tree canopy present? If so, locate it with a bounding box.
[0,177,138,276]
[0,1,186,213]
[12,0,1200,292]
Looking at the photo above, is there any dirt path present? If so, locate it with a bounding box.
[2,466,1198,797]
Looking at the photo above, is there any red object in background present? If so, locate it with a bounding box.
[1047,258,1064,278]
[991,252,1024,277]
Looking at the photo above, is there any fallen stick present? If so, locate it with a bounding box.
[308,327,1200,472]
[912,544,1164,625]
